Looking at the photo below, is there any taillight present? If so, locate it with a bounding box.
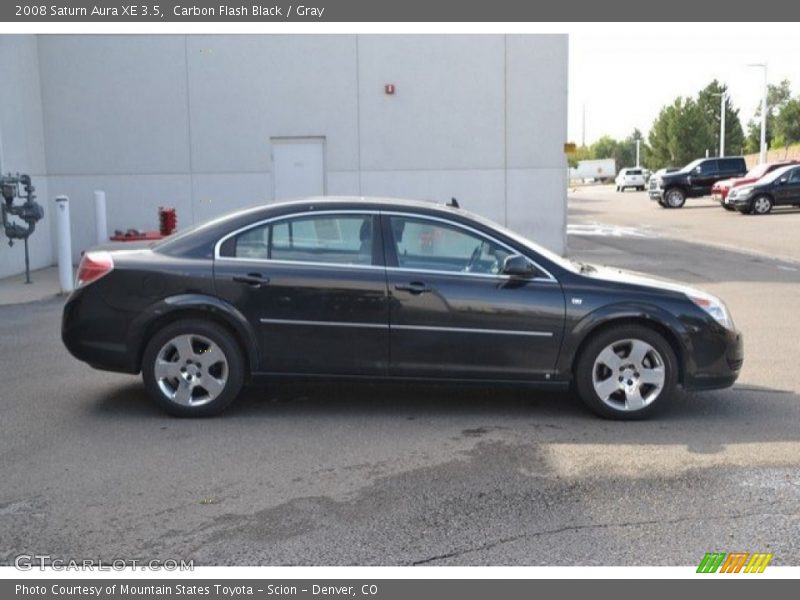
[76,251,114,288]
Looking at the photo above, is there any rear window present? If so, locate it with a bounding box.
[627,169,643,175]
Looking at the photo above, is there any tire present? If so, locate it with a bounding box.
[657,199,668,208]
[574,325,678,420]
[664,187,686,208]
[141,319,246,417]
[751,194,773,215]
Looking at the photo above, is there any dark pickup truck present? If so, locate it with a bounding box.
[649,157,748,208]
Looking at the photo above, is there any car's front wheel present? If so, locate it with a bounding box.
[142,319,245,417]
[751,195,773,215]
[574,325,678,420]
[664,188,686,208]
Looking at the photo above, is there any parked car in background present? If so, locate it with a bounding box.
[61,197,742,420]
[615,168,646,192]
[649,157,747,208]
[712,160,799,210]
[728,164,800,215]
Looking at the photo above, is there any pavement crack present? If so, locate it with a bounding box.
[410,508,798,565]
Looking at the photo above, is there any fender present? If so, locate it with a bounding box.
[128,293,260,373]
[555,300,694,377]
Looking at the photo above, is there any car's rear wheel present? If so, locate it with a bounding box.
[664,188,686,208]
[574,325,678,420]
[751,195,773,215]
[142,319,245,417]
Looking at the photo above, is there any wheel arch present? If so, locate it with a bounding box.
[564,310,688,386]
[129,294,260,375]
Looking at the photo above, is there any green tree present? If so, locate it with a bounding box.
[586,130,647,171]
[647,97,713,168]
[772,97,800,149]
[744,79,792,153]
[646,81,746,169]
[697,80,745,157]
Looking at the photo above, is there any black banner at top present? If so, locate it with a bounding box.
[3,0,800,22]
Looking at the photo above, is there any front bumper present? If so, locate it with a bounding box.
[683,325,743,391]
[648,187,664,200]
[730,195,754,211]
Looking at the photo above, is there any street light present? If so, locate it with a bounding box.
[711,92,727,157]
[748,63,768,164]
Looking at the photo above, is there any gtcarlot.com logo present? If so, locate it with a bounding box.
[14,554,193,571]
[697,552,773,573]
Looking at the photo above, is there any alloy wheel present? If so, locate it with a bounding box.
[154,334,229,406]
[592,338,666,412]
[665,189,684,208]
[753,196,772,214]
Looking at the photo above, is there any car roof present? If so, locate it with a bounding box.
[153,196,472,256]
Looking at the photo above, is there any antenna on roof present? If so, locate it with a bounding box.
[448,197,460,208]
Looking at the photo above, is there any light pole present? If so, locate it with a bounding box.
[711,92,727,157]
[635,138,641,167]
[748,63,768,164]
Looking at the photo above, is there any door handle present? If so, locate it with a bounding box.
[395,282,431,295]
[232,273,269,288]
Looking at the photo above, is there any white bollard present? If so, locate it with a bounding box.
[94,190,108,244]
[55,195,74,294]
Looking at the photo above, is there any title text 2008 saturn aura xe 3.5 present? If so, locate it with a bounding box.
[62,197,743,419]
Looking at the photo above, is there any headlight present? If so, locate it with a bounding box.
[687,292,735,330]
[730,186,753,199]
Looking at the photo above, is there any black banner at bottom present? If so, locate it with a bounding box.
[3,579,795,600]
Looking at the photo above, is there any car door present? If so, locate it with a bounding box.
[382,213,565,381]
[214,211,389,375]
[774,167,800,206]
[689,160,719,195]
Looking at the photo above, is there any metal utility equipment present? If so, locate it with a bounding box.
[1,173,45,284]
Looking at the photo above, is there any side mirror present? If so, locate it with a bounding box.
[502,254,536,277]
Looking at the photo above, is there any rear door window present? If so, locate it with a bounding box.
[227,213,378,266]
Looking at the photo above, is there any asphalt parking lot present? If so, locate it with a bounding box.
[1,187,799,566]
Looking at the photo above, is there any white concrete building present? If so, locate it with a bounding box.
[0,34,568,279]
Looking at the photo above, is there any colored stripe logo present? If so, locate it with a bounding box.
[697,552,773,573]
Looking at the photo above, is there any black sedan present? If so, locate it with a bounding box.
[62,197,743,419]
[728,164,800,214]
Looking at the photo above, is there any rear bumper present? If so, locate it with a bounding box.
[682,326,743,391]
[62,288,140,374]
